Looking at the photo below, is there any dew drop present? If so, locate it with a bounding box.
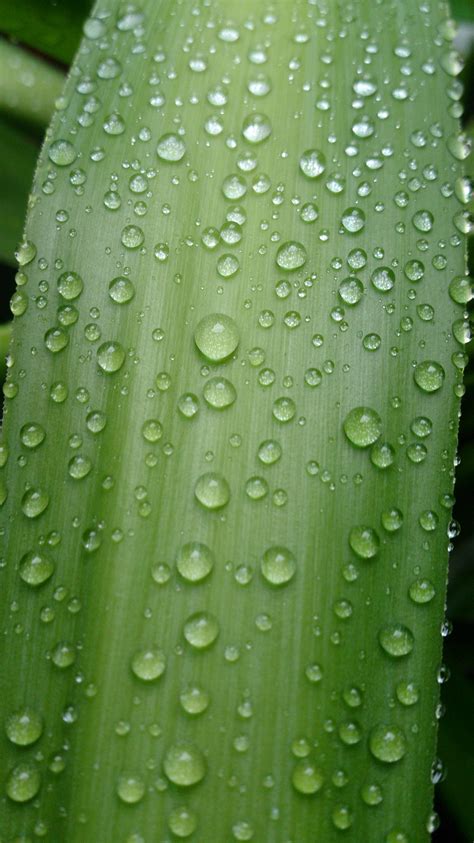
[19,550,54,586]
[413,361,445,393]
[349,525,380,559]
[156,133,186,162]
[299,148,326,179]
[341,207,365,233]
[242,112,272,143]
[109,276,135,304]
[261,546,296,586]
[344,407,382,447]
[48,139,76,167]
[97,341,125,373]
[20,422,45,449]
[203,377,236,409]
[5,708,43,746]
[176,542,214,583]
[184,612,219,649]
[379,624,414,657]
[116,773,145,804]
[57,271,83,300]
[276,241,307,271]
[194,472,230,510]
[194,313,239,362]
[163,743,206,786]
[168,806,198,837]
[292,760,324,794]
[6,762,41,802]
[21,488,49,519]
[131,647,166,681]
[121,224,144,249]
[369,724,407,763]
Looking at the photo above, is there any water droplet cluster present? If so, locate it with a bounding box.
[0,0,468,839]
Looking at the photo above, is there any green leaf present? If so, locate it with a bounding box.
[0,116,39,266]
[0,1,469,841]
[0,0,93,64]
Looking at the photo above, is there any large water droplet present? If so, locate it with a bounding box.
[349,525,380,559]
[97,341,125,373]
[48,139,76,167]
[261,546,296,586]
[19,550,54,586]
[203,377,236,409]
[5,708,43,746]
[176,542,214,583]
[379,623,414,657]
[299,148,326,178]
[194,472,230,509]
[242,112,272,143]
[276,241,307,271]
[292,760,324,794]
[344,407,382,447]
[184,612,219,649]
[6,762,41,802]
[369,724,407,763]
[163,742,206,786]
[194,314,239,362]
[131,647,166,681]
[156,133,186,162]
[413,361,445,393]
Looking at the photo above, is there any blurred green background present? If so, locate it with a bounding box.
[0,1,472,839]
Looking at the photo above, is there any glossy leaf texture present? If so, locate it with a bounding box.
[0,1,471,841]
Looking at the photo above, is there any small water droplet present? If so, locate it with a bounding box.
[163,742,206,786]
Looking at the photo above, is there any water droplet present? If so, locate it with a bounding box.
[5,708,43,746]
[379,624,414,657]
[299,148,326,178]
[217,253,240,278]
[121,224,144,249]
[176,542,214,583]
[242,112,272,143]
[131,647,166,681]
[19,550,54,586]
[341,207,366,233]
[272,396,296,423]
[276,241,307,271]
[194,313,239,362]
[48,139,76,167]
[332,804,354,830]
[292,760,324,794]
[57,271,83,300]
[109,276,135,304]
[156,133,186,162]
[178,393,199,419]
[339,277,364,305]
[45,326,69,353]
[51,641,76,668]
[371,266,395,293]
[180,684,210,715]
[396,681,419,707]
[408,578,435,604]
[203,377,236,410]
[245,476,269,500]
[142,419,163,443]
[168,806,198,837]
[412,210,433,233]
[97,341,125,373]
[20,422,45,449]
[261,546,296,586]
[448,275,472,305]
[349,525,380,559]
[369,724,407,763]
[339,720,362,745]
[21,488,49,519]
[184,612,219,649]
[344,407,382,447]
[413,361,445,393]
[404,260,425,282]
[15,239,36,266]
[6,762,41,802]
[163,743,206,786]
[68,454,92,480]
[116,773,145,804]
[258,439,282,465]
[194,472,230,510]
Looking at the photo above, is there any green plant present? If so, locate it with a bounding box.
[0,1,472,841]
